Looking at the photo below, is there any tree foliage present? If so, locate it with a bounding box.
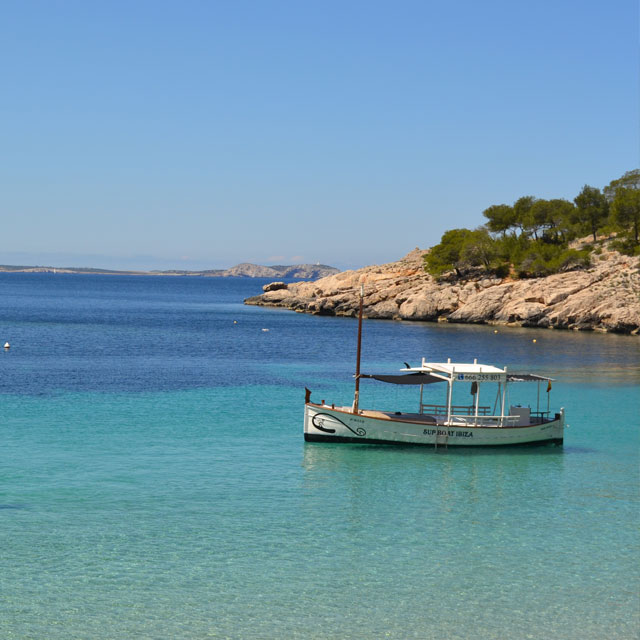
[573,185,608,243]
[482,204,515,235]
[424,229,474,276]
[603,169,640,201]
[459,229,497,270]
[424,228,506,277]
[425,169,639,280]
[513,196,536,235]
[516,243,590,278]
[611,187,640,246]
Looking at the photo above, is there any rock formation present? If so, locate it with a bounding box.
[244,245,640,334]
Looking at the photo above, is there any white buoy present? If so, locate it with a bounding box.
[4,342,10,349]
[262,328,269,332]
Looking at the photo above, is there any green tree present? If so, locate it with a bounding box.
[459,228,498,270]
[513,196,536,236]
[573,185,608,242]
[537,199,575,243]
[482,204,516,236]
[493,232,526,263]
[604,169,640,202]
[425,228,507,278]
[424,229,474,276]
[610,187,640,245]
[524,199,550,240]
[516,242,590,278]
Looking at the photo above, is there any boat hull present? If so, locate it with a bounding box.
[304,404,564,448]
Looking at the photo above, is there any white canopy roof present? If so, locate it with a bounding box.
[403,359,504,375]
[395,359,553,383]
[421,362,505,375]
[402,359,507,382]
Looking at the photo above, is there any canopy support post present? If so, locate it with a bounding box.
[474,383,480,426]
[500,367,508,426]
[446,371,454,425]
[352,284,364,414]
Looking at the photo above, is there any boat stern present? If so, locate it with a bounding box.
[555,407,565,444]
[304,402,368,442]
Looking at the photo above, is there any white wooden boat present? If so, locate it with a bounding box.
[303,288,564,448]
[304,359,564,448]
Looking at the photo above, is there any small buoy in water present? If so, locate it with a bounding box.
[494,329,498,334]
[532,339,537,343]
[233,320,237,324]
[262,328,269,332]
[4,342,9,349]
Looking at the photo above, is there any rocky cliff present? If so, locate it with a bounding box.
[244,245,640,334]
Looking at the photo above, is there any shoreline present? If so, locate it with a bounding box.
[244,247,640,335]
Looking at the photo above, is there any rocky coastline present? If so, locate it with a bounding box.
[244,245,640,335]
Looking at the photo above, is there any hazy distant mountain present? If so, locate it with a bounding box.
[209,263,339,279]
[0,262,340,280]
[154,263,340,279]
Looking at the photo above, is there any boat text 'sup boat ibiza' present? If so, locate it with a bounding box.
[303,289,565,448]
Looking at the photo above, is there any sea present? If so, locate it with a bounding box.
[1,273,638,639]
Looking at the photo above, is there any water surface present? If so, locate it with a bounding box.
[1,273,638,638]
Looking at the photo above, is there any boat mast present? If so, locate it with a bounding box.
[353,284,364,414]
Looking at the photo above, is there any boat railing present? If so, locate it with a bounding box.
[530,411,551,424]
[420,405,555,427]
[421,403,491,417]
[447,414,521,427]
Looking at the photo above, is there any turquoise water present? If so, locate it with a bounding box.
[1,274,638,639]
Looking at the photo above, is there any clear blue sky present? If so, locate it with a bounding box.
[1,0,637,270]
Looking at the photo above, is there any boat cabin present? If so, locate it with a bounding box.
[360,357,555,428]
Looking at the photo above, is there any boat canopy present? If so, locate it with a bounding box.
[403,360,507,383]
[415,362,506,376]
[360,373,444,385]
[361,359,554,385]
[361,372,551,385]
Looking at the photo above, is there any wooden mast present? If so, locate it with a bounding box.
[353,284,364,414]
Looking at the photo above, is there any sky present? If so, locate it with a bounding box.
[1,0,638,271]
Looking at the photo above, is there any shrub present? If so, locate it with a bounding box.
[610,238,640,256]
[515,244,590,277]
[424,229,475,276]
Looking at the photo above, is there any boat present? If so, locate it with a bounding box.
[303,288,564,448]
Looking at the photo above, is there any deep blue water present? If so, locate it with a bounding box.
[1,273,638,639]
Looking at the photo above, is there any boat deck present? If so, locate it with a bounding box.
[318,404,556,429]
[361,410,440,424]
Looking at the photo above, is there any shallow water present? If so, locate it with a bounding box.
[1,273,638,639]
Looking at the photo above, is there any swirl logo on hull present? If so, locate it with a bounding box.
[311,412,367,437]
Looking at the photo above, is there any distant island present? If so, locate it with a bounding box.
[0,262,340,280]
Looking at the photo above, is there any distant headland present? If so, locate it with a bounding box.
[245,240,640,335]
[0,262,340,280]
[246,170,640,334]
